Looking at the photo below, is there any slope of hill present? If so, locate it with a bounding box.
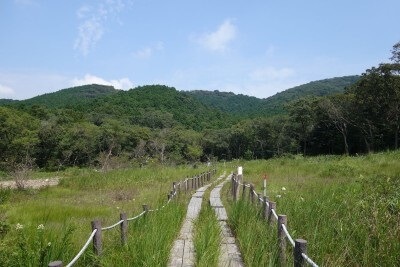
[185,90,263,116]
[6,84,119,108]
[0,99,17,105]
[188,75,360,117]
[262,75,360,115]
[84,85,234,130]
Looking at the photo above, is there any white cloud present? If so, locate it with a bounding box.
[74,18,104,56]
[249,67,295,81]
[0,84,15,96]
[71,74,133,90]
[196,19,237,52]
[74,0,128,56]
[76,5,91,19]
[133,41,164,59]
[133,47,152,58]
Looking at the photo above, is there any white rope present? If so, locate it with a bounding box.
[101,219,124,230]
[281,224,295,247]
[127,211,146,221]
[302,253,319,267]
[252,190,258,196]
[245,184,250,188]
[66,229,97,267]
[258,197,264,202]
[271,208,279,220]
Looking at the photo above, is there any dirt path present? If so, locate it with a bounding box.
[0,177,60,189]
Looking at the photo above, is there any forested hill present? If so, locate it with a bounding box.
[262,75,360,115]
[187,75,360,117]
[15,84,119,108]
[185,90,263,116]
[1,76,359,118]
[82,85,234,130]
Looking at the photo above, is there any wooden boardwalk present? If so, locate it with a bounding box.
[210,175,244,267]
[168,173,226,267]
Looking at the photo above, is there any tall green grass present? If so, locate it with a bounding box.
[194,194,220,267]
[223,151,400,266]
[0,164,210,266]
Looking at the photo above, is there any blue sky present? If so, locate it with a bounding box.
[0,0,399,100]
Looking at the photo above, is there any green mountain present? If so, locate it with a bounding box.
[5,84,119,108]
[84,85,233,130]
[0,75,360,128]
[0,99,17,105]
[188,75,360,117]
[262,75,360,115]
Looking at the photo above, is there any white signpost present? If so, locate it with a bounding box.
[237,166,243,175]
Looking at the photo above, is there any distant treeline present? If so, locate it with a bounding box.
[0,42,399,171]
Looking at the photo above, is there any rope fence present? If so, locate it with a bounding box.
[48,169,217,267]
[231,171,319,267]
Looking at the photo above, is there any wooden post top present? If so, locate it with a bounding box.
[48,261,63,267]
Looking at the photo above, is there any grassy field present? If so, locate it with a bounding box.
[1,151,399,266]
[222,151,400,266]
[0,164,211,266]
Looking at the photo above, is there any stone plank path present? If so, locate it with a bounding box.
[168,173,226,267]
[210,175,244,267]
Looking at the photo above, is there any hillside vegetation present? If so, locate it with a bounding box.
[188,75,360,117]
[16,84,119,109]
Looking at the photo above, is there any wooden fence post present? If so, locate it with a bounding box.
[142,204,149,218]
[172,182,177,194]
[257,193,262,207]
[294,239,307,267]
[263,196,268,219]
[120,213,127,245]
[233,175,238,202]
[91,220,102,255]
[278,215,287,266]
[249,183,255,204]
[231,174,235,199]
[268,201,276,225]
[48,261,63,267]
[235,177,240,201]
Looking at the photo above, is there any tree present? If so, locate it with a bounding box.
[390,41,400,63]
[59,122,100,166]
[349,63,400,151]
[288,98,316,155]
[318,95,353,155]
[0,107,39,170]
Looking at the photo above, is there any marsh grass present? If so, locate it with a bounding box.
[0,164,209,266]
[100,198,187,266]
[223,151,400,266]
[194,190,220,267]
